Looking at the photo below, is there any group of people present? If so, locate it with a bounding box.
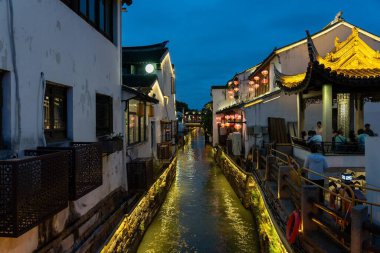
[300,121,376,152]
[303,122,376,203]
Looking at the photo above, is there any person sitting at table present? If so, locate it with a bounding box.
[307,130,322,145]
[332,130,346,152]
[304,144,328,203]
[357,129,369,152]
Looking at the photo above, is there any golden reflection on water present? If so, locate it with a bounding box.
[137,129,259,253]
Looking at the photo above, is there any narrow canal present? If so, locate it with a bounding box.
[137,129,259,253]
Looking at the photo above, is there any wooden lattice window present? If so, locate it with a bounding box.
[44,83,67,142]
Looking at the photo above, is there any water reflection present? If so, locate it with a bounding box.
[137,129,258,253]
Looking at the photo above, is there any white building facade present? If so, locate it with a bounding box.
[0,1,129,252]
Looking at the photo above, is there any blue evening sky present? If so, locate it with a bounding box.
[122,0,380,109]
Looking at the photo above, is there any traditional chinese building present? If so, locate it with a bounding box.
[122,41,177,161]
[212,15,380,161]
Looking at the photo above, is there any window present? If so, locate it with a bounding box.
[44,84,67,142]
[96,94,113,137]
[126,99,146,145]
[61,0,115,41]
[161,121,172,142]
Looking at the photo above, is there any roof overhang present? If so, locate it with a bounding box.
[122,85,159,104]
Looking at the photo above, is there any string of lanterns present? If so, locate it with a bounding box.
[215,113,243,130]
[228,69,269,100]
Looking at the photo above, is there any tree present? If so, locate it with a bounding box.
[176,100,189,112]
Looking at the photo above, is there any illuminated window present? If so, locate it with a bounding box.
[44,84,67,142]
[96,94,113,136]
[126,99,146,145]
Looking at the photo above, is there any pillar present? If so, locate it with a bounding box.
[337,93,350,136]
[297,93,305,138]
[351,205,369,253]
[355,94,364,133]
[322,84,333,142]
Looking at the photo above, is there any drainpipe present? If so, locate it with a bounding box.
[6,0,22,154]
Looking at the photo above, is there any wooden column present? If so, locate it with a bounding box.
[355,94,364,133]
[297,92,305,138]
[322,84,333,142]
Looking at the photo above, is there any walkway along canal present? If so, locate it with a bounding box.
[137,129,259,252]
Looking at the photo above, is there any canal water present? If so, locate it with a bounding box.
[137,129,259,253]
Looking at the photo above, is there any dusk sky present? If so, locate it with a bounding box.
[121,1,380,109]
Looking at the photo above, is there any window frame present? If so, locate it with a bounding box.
[60,0,115,42]
[126,99,147,145]
[44,83,68,142]
[96,93,113,137]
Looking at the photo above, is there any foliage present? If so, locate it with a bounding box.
[176,100,190,112]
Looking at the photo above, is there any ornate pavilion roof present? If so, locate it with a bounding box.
[275,27,380,94]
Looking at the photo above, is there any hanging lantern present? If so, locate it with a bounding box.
[234,87,239,92]
[254,83,260,89]
[225,122,230,127]
[234,123,242,130]
[248,86,254,92]
[228,89,234,95]
[230,115,235,120]
[236,114,242,120]
[221,123,225,128]
[249,80,254,85]
[216,116,221,123]
[261,69,269,84]
[137,102,145,116]
[225,115,230,120]
[229,94,234,99]
[147,104,155,117]
[254,76,260,81]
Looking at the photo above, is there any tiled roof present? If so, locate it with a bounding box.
[122,74,158,94]
[123,41,169,64]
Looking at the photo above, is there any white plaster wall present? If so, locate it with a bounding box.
[293,146,365,167]
[212,88,233,146]
[157,53,176,122]
[364,103,380,135]
[365,137,380,223]
[0,1,124,251]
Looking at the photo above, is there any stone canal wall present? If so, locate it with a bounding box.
[214,147,288,253]
[101,157,177,253]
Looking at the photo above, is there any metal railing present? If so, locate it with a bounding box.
[0,150,70,237]
[38,142,103,200]
[291,137,364,155]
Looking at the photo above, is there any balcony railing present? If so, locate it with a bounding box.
[291,137,364,155]
[38,142,103,200]
[0,150,69,237]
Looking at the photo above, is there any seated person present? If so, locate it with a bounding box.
[357,129,368,151]
[332,130,346,152]
[307,130,322,145]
